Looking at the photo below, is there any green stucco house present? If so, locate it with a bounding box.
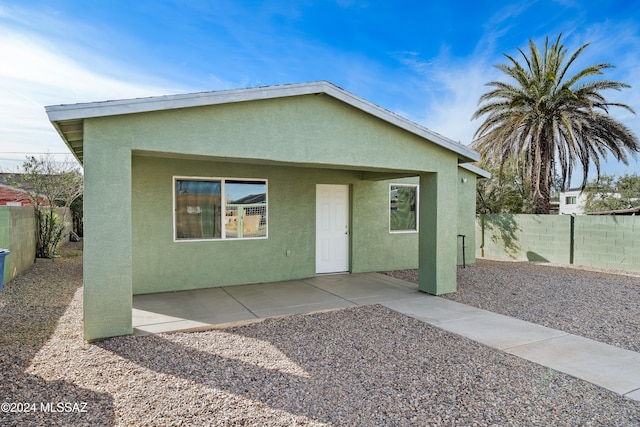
[46,81,488,341]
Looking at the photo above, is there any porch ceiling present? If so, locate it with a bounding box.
[132,149,422,181]
[51,119,84,164]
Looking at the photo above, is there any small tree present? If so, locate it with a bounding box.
[476,158,534,214]
[9,154,83,258]
[583,173,640,212]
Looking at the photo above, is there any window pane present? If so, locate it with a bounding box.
[175,180,221,239]
[225,180,267,238]
[390,185,417,232]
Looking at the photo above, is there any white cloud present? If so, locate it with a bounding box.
[418,62,499,145]
[410,21,640,184]
[0,23,181,170]
[394,49,499,146]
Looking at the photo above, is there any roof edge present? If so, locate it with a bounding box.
[45,81,331,121]
[459,163,491,179]
[45,80,480,162]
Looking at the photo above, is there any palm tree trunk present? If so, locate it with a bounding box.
[532,141,552,214]
[533,183,551,214]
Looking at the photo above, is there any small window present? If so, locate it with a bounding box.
[174,177,267,241]
[565,196,577,205]
[390,184,418,233]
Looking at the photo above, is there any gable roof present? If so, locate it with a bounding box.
[45,81,480,165]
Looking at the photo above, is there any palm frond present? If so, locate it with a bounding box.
[471,33,640,213]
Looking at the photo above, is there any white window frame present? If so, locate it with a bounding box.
[389,183,419,234]
[173,176,268,242]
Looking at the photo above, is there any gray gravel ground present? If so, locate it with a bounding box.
[1,246,640,426]
[386,260,640,353]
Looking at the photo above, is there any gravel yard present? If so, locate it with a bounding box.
[386,260,640,353]
[1,245,639,426]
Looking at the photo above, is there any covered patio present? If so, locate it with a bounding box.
[133,272,426,334]
[46,81,484,341]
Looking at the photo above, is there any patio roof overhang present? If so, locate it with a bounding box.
[132,149,425,182]
[46,81,480,167]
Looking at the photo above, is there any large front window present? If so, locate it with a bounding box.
[174,177,267,241]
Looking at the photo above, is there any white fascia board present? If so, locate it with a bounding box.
[44,82,325,122]
[459,163,491,179]
[322,83,479,162]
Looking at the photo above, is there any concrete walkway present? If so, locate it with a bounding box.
[133,272,640,402]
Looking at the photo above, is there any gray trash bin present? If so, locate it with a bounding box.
[0,249,9,291]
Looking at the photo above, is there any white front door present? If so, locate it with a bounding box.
[316,184,350,274]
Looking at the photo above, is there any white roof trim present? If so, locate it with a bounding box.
[46,81,479,162]
[459,163,491,179]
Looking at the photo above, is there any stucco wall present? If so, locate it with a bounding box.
[456,168,477,266]
[132,156,430,294]
[81,92,473,339]
[351,177,420,273]
[90,94,455,173]
[132,158,478,295]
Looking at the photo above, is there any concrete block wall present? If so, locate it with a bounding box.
[0,206,37,284]
[478,214,571,264]
[0,206,72,285]
[54,207,73,252]
[477,214,640,273]
[573,216,640,273]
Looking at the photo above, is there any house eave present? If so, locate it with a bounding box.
[458,163,491,179]
[45,81,480,165]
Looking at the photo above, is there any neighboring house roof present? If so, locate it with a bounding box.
[0,184,31,206]
[232,193,266,204]
[0,173,50,207]
[586,206,640,215]
[45,81,480,165]
[0,174,32,206]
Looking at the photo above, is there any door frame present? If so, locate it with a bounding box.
[315,184,350,274]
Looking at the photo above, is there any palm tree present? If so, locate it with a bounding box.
[472,34,640,214]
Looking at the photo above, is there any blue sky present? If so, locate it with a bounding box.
[1,0,639,184]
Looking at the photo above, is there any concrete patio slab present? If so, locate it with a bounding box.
[306,272,424,304]
[133,287,257,334]
[134,287,247,319]
[132,274,392,333]
[132,310,256,335]
[223,280,352,312]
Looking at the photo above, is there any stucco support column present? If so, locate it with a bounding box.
[418,170,457,295]
[83,127,133,341]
